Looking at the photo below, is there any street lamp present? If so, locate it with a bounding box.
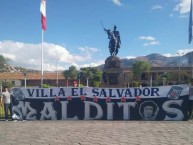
[78,76,80,87]
[192,51,193,79]
[86,77,89,87]
[150,73,152,87]
[55,58,60,87]
[78,72,81,87]
[177,52,184,84]
[23,72,27,88]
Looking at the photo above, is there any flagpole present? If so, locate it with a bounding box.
[191,3,193,79]
[189,0,193,79]
[41,29,44,87]
[40,0,46,87]
[192,50,193,79]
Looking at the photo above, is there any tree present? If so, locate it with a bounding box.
[2,81,13,89]
[167,72,179,84]
[160,72,168,86]
[79,67,102,87]
[181,71,191,83]
[63,66,78,86]
[63,66,78,79]
[92,68,102,87]
[0,55,9,72]
[132,60,150,81]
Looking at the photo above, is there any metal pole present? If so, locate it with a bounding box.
[86,78,89,87]
[24,78,26,88]
[177,52,181,84]
[179,65,181,84]
[56,58,59,87]
[78,72,81,87]
[56,70,58,87]
[23,72,27,88]
[41,30,44,87]
[192,51,193,79]
[150,74,152,87]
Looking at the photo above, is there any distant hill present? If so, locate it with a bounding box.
[98,52,192,69]
[0,64,39,73]
[2,52,193,72]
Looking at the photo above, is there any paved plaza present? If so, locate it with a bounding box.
[0,120,193,145]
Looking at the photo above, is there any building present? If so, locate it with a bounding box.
[123,66,193,86]
[0,72,77,87]
[0,66,192,88]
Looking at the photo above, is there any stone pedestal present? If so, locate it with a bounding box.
[100,56,127,88]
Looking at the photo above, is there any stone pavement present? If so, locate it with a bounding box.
[0,120,193,145]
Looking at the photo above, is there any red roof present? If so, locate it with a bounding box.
[0,72,65,80]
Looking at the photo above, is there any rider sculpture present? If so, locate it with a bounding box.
[104,25,121,56]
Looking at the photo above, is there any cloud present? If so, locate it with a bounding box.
[176,48,193,55]
[78,47,99,59]
[174,0,191,14]
[138,36,155,41]
[124,56,136,59]
[162,53,173,57]
[143,41,160,46]
[152,5,163,10]
[0,41,101,71]
[78,60,105,68]
[111,0,123,6]
[138,36,160,46]
[163,49,193,57]
[2,53,16,61]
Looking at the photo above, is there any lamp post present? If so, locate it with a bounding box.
[55,58,59,87]
[23,72,27,88]
[192,51,193,79]
[78,77,80,87]
[150,73,152,87]
[86,77,89,87]
[78,72,81,87]
[177,52,184,84]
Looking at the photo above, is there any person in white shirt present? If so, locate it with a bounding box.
[0,87,12,121]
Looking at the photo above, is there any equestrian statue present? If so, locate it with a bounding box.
[103,25,121,56]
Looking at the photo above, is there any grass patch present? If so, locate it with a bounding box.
[0,105,11,119]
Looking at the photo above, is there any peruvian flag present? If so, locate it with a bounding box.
[40,0,46,31]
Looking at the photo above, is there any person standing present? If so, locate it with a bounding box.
[0,87,12,121]
[73,81,78,87]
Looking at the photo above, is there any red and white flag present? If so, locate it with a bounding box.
[40,0,46,31]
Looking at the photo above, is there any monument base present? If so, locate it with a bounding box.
[100,56,127,88]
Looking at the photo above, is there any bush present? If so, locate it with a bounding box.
[132,81,139,87]
[79,84,84,87]
[2,81,13,89]
[93,81,100,87]
[41,84,49,88]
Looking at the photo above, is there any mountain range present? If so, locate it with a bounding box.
[98,52,193,69]
[119,52,193,67]
[2,52,193,73]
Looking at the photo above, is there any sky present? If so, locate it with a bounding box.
[0,0,193,71]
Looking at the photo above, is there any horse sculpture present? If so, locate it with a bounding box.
[104,25,121,56]
[106,29,118,56]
